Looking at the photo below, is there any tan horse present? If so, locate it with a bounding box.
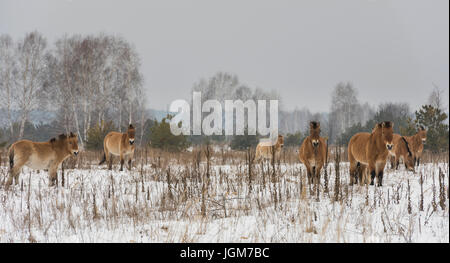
[299,121,327,184]
[348,121,394,186]
[389,134,415,171]
[405,126,427,167]
[99,124,136,171]
[6,133,79,187]
[255,135,284,162]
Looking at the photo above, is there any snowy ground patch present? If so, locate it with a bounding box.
[0,162,448,243]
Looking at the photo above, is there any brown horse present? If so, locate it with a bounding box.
[99,124,136,171]
[7,133,79,187]
[255,135,284,162]
[348,121,394,186]
[405,126,427,167]
[389,134,415,171]
[299,121,327,184]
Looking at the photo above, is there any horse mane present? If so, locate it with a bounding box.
[310,121,319,129]
[401,136,412,156]
[49,134,68,144]
[382,121,392,128]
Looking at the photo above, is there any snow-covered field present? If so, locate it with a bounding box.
[0,159,448,243]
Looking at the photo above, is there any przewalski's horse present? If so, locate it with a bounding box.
[348,121,394,186]
[7,133,79,187]
[299,121,327,184]
[99,124,136,171]
[405,126,427,167]
[255,135,284,163]
[389,134,415,171]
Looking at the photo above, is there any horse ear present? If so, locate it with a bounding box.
[129,124,134,129]
[70,132,75,137]
[310,121,318,129]
[382,121,393,128]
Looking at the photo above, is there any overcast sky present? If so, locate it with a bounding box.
[1,0,448,112]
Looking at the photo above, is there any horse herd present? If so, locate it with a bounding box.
[255,121,426,187]
[5,125,136,187]
[4,122,426,189]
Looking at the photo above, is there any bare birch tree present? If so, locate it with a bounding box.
[15,32,49,139]
[0,34,17,137]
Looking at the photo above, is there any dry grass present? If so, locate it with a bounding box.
[0,146,448,242]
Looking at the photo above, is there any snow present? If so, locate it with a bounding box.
[0,161,448,243]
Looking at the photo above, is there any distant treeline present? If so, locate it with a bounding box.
[0,31,145,149]
[1,33,448,152]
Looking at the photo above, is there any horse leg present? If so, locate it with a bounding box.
[108,156,113,171]
[360,164,369,185]
[349,161,358,186]
[348,149,359,185]
[304,162,312,184]
[103,148,113,170]
[48,165,58,187]
[357,163,365,185]
[120,153,124,172]
[255,149,261,165]
[128,152,134,170]
[395,156,400,170]
[316,162,323,185]
[6,157,26,188]
[376,161,385,187]
[6,168,18,188]
[368,163,376,186]
[377,170,384,187]
[312,166,316,184]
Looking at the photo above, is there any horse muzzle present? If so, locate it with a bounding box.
[386,144,393,151]
[73,151,79,156]
[312,142,319,148]
[129,140,135,145]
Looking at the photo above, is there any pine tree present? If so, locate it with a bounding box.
[399,117,417,136]
[284,131,304,147]
[149,115,190,152]
[414,105,449,152]
[86,121,116,150]
[230,127,259,150]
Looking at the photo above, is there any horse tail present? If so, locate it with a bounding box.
[8,146,14,169]
[99,152,106,165]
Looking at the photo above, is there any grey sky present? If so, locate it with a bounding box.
[1,0,448,112]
